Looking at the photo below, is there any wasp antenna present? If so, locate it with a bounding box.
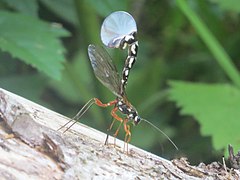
[141,119,179,150]
[58,98,95,132]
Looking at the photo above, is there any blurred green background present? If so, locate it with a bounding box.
[1,0,240,165]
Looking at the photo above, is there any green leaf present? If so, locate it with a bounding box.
[168,80,240,155]
[49,51,93,103]
[0,11,70,80]
[39,0,78,24]
[177,0,240,88]
[212,0,240,13]
[2,0,38,16]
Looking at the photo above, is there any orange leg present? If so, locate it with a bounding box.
[123,119,131,142]
[110,108,132,153]
[108,118,116,131]
[111,107,123,131]
[94,98,118,145]
[59,98,117,132]
[110,107,124,146]
[94,98,118,132]
[123,119,131,153]
[94,98,117,107]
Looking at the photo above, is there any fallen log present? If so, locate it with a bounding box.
[0,88,239,179]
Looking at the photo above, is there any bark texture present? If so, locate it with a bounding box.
[0,88,239,179]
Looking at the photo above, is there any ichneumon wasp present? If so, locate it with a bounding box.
[58,11,178,152]
[59,44,178,151]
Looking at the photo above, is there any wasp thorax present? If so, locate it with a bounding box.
[117,99,141,125]
[119,32,137,49]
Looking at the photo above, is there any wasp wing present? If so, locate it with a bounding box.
[88,44,122,97]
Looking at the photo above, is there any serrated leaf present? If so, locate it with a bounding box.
[39,0,78,24]
[168,80,240,155]
[2,0,38,16]
[0,11,70,80]
[49,51,93,103]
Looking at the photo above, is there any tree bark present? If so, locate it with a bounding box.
[0,88,239,179]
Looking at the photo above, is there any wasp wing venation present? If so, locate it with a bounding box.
[88,44,122,97]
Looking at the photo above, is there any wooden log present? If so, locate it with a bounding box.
[0,88,239,179]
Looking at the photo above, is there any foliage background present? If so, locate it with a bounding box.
[1,0,240,164]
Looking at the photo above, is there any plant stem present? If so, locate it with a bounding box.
[177,0,240,88]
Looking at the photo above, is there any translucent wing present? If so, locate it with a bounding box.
[88,44,122,97]
[101,11,137,48]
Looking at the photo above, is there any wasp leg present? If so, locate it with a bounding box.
[94,98,117,107]
[108,118,116,132]
[123,119,131,153]
[58,98,96,132]
[94,98,119,145]
[59,98,117,133]
[109,107,124,147]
